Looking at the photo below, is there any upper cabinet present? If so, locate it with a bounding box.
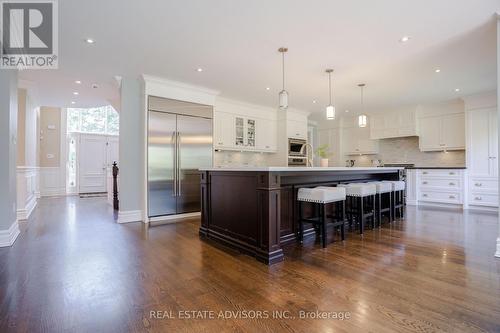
[256,119,278,151]
[343,123,379,155]
[234,116,256,148]
[213,99,278,153]
[418,113,465,151]
[370,108,417,140]
[287,120,308,140]
[213,111,235,149]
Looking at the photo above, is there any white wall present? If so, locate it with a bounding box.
[117,77,144,223]
[0,70,20,247]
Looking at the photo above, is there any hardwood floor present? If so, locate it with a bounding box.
[1,196,500,332]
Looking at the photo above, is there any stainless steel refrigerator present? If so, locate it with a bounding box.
[147,98,213,217]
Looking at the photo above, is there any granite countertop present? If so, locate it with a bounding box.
[405,166,467,169]
[200,167,404,172]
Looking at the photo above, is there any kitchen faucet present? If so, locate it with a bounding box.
[300,143,314,167]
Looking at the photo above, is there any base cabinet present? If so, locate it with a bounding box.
[406,169,466,208]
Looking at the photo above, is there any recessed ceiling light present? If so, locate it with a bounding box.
[73,92,79,95]
[196,68,203,72]
[71,101,75,104]
[400,36,411,43]
[435,68,441,73]
[75,80,81,84]
[312,100,317,104]
[266,87,270,91]
[345,110,350,113]
[84,38,95,44]
[455,88,460,92]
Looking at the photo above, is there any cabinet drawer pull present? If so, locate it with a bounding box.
[422,194,428,197]
[449,195,456,199]
[475,197,482,201]
[475,183,482,187]
[422,172,428,175]
[449,172,455,175]
[422,181,428,185]
[449,182,455,186]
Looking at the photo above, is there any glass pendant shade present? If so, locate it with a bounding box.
[326,105,335,120]
[358,114,367,127]
[279,89,288,110]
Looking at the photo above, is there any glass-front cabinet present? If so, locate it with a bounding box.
[234,116,256,148]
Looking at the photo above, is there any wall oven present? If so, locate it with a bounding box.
[288,138,307,157]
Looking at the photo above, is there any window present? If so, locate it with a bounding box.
[67,105,119,135]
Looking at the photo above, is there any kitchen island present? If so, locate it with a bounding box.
[199,167,402,264]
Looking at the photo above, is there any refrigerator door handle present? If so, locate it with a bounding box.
[177,132,181,196]
[172,131,177,197]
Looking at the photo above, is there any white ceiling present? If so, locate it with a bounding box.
[19,0,500,114]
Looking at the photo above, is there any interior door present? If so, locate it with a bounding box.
[148,111,177,217]
[79,134,107,193]
[106,136,119,168]
[176,115,213,214]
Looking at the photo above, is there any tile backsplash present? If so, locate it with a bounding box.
[348,136,465,167]
[214,151,269,167]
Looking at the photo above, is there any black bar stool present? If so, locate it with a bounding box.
[297,186,347,248]
[339,183,377,234]
[368,182,393,226]
[382,180,406,220]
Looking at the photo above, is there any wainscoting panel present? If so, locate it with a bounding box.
[16,167,39,220]
[40,167,66,197]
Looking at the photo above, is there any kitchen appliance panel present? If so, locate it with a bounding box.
[176,115,213,214]
[148,111,177,217]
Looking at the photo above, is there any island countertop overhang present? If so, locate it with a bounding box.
[199,166,404,172]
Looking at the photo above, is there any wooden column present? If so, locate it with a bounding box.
[256,172,284,264]
[199,171,210,237]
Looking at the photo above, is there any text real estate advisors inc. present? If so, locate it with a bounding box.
[149,309,352,320]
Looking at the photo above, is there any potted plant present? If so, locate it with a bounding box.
[315,145,331,167]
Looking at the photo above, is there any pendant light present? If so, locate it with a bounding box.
[358,83,367,128]
[325,69,335,120]
[278,47,288,110]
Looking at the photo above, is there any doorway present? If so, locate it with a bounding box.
[66,106,119,195]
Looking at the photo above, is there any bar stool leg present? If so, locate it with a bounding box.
[298,201,303,243]
[321,203,327,248]
[389,192,393,222]
[341,201,346,241]
[359,197,364,235]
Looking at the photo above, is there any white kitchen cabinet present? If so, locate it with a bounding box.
[407,168,466,207]
[214,111,278,153]
[344,126,379,155]
[287,120,308,140]
[467,107,498,208]
[418,113,465,151]
[370,109,417,140]
[256,119,277,152]
[213,112,235,149]
[234,116,256,149]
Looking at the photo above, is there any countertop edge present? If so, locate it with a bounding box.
[405,167,467,170]
[199,167,404,172]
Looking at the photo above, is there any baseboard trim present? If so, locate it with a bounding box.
[148,212,201,226]
[0,220,20,247]
[495,238,500,258]
[17,196,37,221]
[117,210,143,224]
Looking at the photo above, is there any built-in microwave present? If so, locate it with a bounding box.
[288,138,307,157]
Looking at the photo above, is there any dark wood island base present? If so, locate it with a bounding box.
[199,167,402,265]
